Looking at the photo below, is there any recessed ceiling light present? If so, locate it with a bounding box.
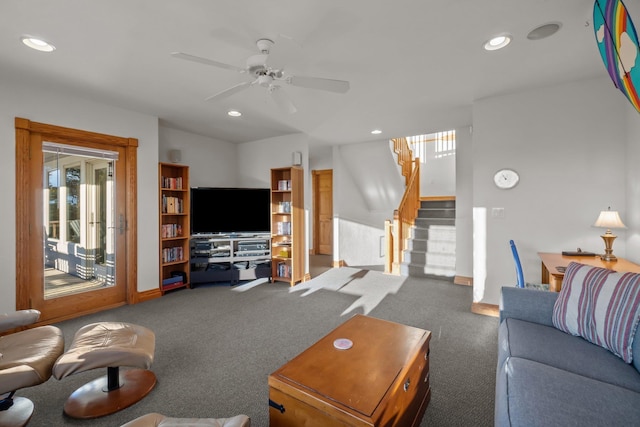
[227,110,242,117]
[483,34,511,51]
[371,129,382,135]
[527,22,561,40]
[21,36,55,52]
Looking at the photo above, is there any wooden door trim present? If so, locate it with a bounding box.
[312,170,321,254]
[14,117,139,315]
[312,170,318,254]
[125,140,140,304]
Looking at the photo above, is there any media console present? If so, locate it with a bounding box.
[190,233,271,286]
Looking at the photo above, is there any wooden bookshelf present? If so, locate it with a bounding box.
[271,166,305,286]
[159,162,190,294]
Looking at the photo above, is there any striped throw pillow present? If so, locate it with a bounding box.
[552,262,640,363]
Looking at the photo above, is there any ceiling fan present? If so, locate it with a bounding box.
[171,38,350,114]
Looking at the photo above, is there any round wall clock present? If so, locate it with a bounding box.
[493,168,519,189]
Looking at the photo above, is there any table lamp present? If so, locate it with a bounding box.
[593,207,626,262]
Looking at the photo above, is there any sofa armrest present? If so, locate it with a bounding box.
[0,309,41,333]
[499,286,558,327]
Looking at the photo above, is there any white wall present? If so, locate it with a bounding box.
[236,133,309,188]
[331,142,399,266]
[309,145,333,171]
[338,140,404,214]
[0,78,160,312]
[420,142,456,197]
[159,126,238,188]
[472,76,629,305]
[455,126,473,279]
[626,105,640,264]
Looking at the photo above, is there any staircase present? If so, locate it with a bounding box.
[400,199,456,279]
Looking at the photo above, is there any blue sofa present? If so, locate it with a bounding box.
[495,286,640,426]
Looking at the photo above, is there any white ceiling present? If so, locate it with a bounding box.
[0,1,607,146]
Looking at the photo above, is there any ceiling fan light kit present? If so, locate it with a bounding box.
[256,38,274,54]
[172,38,350,114]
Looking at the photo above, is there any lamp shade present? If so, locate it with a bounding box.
[593,210,627,230]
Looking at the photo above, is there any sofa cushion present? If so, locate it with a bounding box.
[496,357,640,427]
[552,262,640,363]
[499,318,640,392]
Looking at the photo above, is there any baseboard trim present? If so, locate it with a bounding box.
[31,302,127,327]
[471,302,499,318]
[454,275,473,286]
[332,260,346,268]
[138,289,162,303]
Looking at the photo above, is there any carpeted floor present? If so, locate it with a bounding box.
[19,266,499,427]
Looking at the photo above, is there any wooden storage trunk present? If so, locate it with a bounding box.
[269,314,431,426]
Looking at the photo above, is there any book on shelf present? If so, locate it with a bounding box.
[161,223,183,238]
[162,246,184,263]
[161,176,183,190]
[277,261,291,278]
[277,179,292,190]
[162,276,183,287]
[277,201,292,213]
[162,195,183,214]
[275,221,291,235]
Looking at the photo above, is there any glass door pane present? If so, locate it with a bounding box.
[43,148,116,299]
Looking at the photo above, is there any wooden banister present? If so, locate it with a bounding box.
[385,138,420,274]
[392,137,413,186]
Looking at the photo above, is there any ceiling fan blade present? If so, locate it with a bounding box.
[270,86,297,114]
[171,52,245,73]
[205,81,252,101]
[287,75,350,93]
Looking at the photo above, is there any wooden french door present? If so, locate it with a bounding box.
[312,169,333,255]
[15,118,138,324]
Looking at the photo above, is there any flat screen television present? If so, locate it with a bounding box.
[190,187,271,235]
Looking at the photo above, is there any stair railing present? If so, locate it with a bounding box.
[385,138,421,274]
[392,137,413,186]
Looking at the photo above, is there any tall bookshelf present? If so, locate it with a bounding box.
[159,162,190,294]
[271,166,305,286]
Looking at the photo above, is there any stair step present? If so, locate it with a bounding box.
[403,248,455,265]
[404,251,427,264]
[425,252,456,268]
[411,227,430,240]
[410,224,457,240]
[400,263,455,279]
[427,240,456,253]
[420,200,456,209]
[417,208,456,219]
[407,239,456,253]
[415,218,456,229]
[407,239,428,251]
